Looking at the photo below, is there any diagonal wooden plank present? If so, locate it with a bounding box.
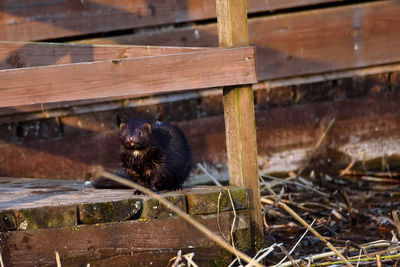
[0,46,256,108]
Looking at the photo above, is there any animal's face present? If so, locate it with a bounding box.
[119,122,151,149]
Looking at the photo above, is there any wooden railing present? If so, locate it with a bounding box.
[0,45,256,107]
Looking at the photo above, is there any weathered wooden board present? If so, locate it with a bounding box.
[250,1,400,80]
[1,1,397,116]
[83,1,400,81]
[0,178,136,211]
[0,210,250,267]
[0,42,210,70]
[0,177,249,229]
[186,186,248,215]
[0,177,251,266]
[2,63,400,124]
[248,0,344,11]
[0,46,256,108]
[0,0,342,41]
[216,0,263,247]
[140,194,187,219]
[0,42,209,118]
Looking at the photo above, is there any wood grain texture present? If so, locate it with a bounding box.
[222,85,264,245]
[0,46,256,108]
[82,1,400,81]
[249,0,344,11]
[1,1,394,117]
[2,62,400,122]
[216,0,263,247]
[0,0,343,41]
[216,0,249,47]
[140,194,187,219]
[0,178,135,210]
[0,210,250,267]
[78,199,142,225]
[250,1,400,80]
[0,42,210,70]
[0,42,209,114]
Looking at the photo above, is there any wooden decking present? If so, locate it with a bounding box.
[0,177,251,266]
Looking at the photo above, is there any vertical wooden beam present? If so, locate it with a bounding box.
[216,0,264,249]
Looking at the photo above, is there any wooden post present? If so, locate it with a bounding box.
[216,0,264,249]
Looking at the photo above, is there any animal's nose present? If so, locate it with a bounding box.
[128,137,135,143]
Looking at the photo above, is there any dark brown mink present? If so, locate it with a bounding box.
[92,118,192,192]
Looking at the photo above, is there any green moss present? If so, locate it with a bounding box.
[210,251,231,267]
[78,198,142,225]
[186,186,248,215]
[17,206,76,230]
[0,210,17,231]
[254,235,264,253]
[140,194,186,219]
[233,228,252,252]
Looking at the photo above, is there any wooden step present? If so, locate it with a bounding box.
[0,177,251,266]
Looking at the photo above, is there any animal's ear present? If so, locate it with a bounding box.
[143,123,151,134]
[120,123,128,131]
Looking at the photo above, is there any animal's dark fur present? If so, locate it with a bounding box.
[93,118,192,192]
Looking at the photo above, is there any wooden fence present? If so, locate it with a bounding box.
[0,45,255,107]
[2,1,400,81]
[0,1,399,184]
[0,0,266,257]
[1,0,343,42]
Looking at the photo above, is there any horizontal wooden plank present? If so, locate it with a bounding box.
[251,1,400,80]
[0,41,210,70]
[0,41,207,121]
[0,43,209,116]
[0,41,205,118]
[0,1,395,116]
[0,177,138,211]
[0,0,342,41]
[0,46,256,108]
[2,62,400,123]
[0,210,250,266]
[1,90,399,180]
[248,0,344,11]
[81,1,400,81]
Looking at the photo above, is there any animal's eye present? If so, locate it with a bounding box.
[125,132,129,136]
[137,130,142,136]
